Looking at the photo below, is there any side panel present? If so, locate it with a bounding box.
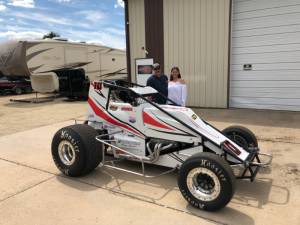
[164,0,231,108]
[87,46,102,81]
[64,46,88,71]
[26,42,64,74]
[99,50,127,80]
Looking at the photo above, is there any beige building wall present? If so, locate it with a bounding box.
[164,0,231,108]
[128,0,146,82]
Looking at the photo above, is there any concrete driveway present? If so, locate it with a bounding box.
[0,94,299,225]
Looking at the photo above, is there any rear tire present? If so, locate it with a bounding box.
[222,125,258,149]
[178,152,235,211]
[51,124,103,177]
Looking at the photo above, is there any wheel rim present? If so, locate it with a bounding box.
[187,167,221,202]
[58,140,76,166]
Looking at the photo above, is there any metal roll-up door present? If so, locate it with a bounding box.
[230,0,300,111]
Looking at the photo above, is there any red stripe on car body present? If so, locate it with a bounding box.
[143,112,174,131]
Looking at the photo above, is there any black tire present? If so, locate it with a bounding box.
[222,125,258,150]
[14,87,22,95]
[25,86,32,93]
[178,152,235,211]
[51,124,103,177]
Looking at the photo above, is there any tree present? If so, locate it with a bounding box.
[43,31,60,39]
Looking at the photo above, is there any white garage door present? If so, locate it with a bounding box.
[230,0,300,111]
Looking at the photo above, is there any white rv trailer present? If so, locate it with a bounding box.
[0,39,127,97]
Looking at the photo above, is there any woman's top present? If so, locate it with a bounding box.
[168,81,187,106]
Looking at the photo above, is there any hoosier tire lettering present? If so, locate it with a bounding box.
[60,130,80,152]
[200,159,227,182]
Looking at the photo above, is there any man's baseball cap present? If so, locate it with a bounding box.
[152,63,160,70]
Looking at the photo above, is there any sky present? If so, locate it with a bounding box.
[0,0,126,49]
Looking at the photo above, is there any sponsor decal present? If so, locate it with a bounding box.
[109,105,118,111]
[161,105,188,111]
[223,141,241,156]
[121,106,133,111]
[92,81,102,91]
[192,114,198,120]
[88,97,144,137]
[103,124,117,130]
[129,116,136,123]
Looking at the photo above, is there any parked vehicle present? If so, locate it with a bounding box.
[0,76,32,95]
[51,80,272,211]
[0,39,126,98]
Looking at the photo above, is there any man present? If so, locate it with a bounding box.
[146,63,168,104]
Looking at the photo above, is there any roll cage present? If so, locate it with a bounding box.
[102,80,178,108]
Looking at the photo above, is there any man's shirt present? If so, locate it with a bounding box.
[146,74,168,104]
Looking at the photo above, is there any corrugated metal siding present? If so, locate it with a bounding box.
[128,0,146,82]
[230,0,300,111]
[164,0,230,108]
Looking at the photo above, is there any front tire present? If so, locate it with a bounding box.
[178,152,235,211]
[51,124,103,177]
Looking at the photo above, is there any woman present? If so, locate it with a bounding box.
[168,67,187,106]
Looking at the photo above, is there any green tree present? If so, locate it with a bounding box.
[43,31,60,39]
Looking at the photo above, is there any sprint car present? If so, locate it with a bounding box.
[51,80,272,211]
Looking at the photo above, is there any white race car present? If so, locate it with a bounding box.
[51,80,272,211]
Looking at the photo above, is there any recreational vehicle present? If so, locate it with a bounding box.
[0,39,126,98]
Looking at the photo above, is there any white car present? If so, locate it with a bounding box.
[51,80,272,211]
